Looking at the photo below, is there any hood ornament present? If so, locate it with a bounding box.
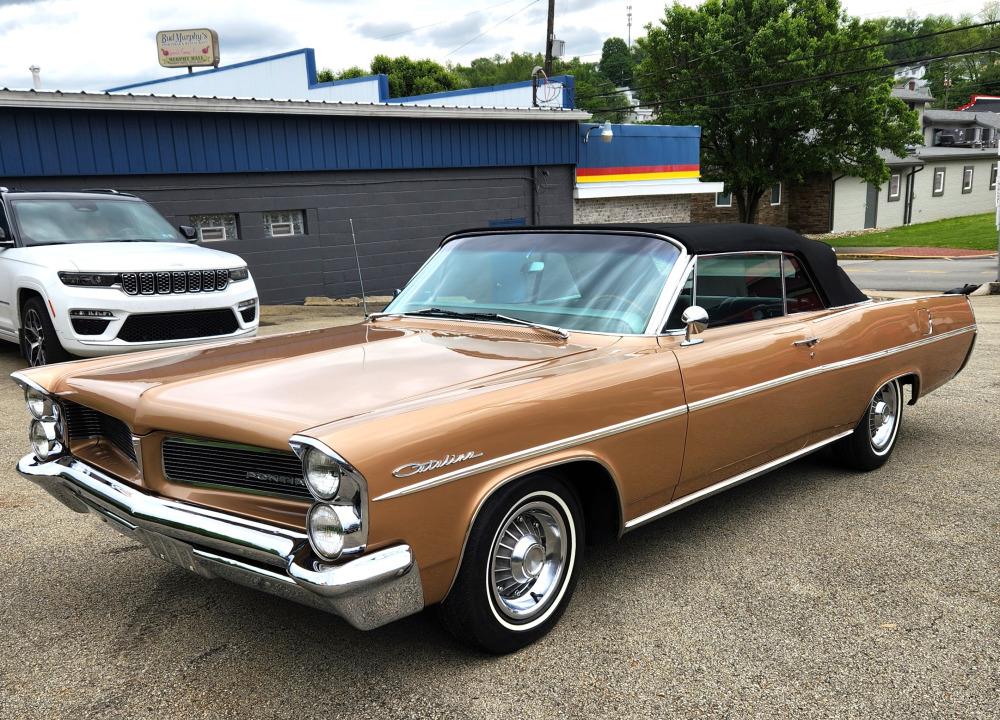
[392,451,484,478]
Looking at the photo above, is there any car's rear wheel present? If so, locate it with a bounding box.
[834,378,903,471]
[439,475,583,654]
[20,297,70,367]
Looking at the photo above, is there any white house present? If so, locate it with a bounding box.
[831,85,999,232]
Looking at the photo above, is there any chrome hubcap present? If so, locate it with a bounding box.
[869,381,899,452]
[490,500,568,622]
[23,309,46,366]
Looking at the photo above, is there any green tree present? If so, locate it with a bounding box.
[318,55,466,97]
[598,37,634,87]
[556,57,631,121]
[638,0,920,223]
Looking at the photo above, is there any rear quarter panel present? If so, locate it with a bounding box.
[810,295,976,431]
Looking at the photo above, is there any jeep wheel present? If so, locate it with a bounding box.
[20,297,70,367]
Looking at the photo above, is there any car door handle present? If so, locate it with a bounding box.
[793,337,821,348]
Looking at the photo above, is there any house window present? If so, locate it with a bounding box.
[962,166,974,194]
[190,213,238,242]
[264,210,305,237]
[715,191,732,208]
[991,164,998,190]
[769,182,782,206]
[932,168,945,197]
[888,173,901,202]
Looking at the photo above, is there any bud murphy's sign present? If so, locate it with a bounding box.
[156,29,220,69]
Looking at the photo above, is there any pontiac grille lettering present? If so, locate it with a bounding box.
[247,471,304,487]
[392,451,485,478]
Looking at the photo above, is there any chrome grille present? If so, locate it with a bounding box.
[120,269,229,296]
[162,437,309,498]
[61,401,137,463]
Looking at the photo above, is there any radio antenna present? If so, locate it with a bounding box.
[348,218,369,317]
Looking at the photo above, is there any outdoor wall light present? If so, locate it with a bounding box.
[583,121,614,144]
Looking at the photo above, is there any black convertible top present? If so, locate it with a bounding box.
[450,223,868,308]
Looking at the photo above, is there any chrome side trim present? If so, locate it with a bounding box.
[375,324,975,502]
[623,429,854,531]
[372,403,688,502]
[687,325,976,412]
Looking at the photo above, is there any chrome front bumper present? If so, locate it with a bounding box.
[17,454,423,631]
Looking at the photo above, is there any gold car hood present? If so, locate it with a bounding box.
[27,321,603,448]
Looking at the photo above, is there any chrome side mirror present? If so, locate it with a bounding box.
[680,305,709,346]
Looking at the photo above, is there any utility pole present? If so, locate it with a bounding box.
[544,0,555,75]
[627,4,633,47]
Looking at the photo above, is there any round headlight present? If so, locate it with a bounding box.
[304,448,342,500]
[29,419,62,460]
[25,388,54,420]
[308,503,346,560]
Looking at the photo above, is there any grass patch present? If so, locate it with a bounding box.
[821,213,997,250]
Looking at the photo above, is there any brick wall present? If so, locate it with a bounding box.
[573,194,691,223]
[788,175,833,234]
[690,177,832,232]
[690,191,789,225]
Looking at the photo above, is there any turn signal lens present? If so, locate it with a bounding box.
[304,448,342,500]
[29,419,62,460]
[25,388,54,420]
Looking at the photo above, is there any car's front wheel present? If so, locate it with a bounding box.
[439,474,583,654]
[20,296,70,367]
[834,377,903,471]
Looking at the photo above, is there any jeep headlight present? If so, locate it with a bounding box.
[289,436,368,561]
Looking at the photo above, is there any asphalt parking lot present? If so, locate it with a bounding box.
[1,298,997,720]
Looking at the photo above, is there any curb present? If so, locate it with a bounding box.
[837,252,999,261]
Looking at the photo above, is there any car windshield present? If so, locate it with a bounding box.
[386,232,682,334]
[11,198,181,246]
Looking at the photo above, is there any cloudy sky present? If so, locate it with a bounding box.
[0,0,989,91]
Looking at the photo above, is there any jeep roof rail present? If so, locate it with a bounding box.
[78,188,137,198]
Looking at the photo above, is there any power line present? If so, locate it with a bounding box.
[446,0,541,57]
[577,18,1000,103]
[583,41,1000,115]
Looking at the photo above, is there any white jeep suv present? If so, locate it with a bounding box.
[0,189,259,366]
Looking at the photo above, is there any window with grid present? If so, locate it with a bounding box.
[190,214,238,242]
[264,210,305,237]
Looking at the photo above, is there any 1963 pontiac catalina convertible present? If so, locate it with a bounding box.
[13,224,977,653]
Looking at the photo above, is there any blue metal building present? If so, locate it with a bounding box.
[0,90,587,302]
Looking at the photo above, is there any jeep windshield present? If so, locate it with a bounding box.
[10,198,182,246]
[385,232,682,334]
